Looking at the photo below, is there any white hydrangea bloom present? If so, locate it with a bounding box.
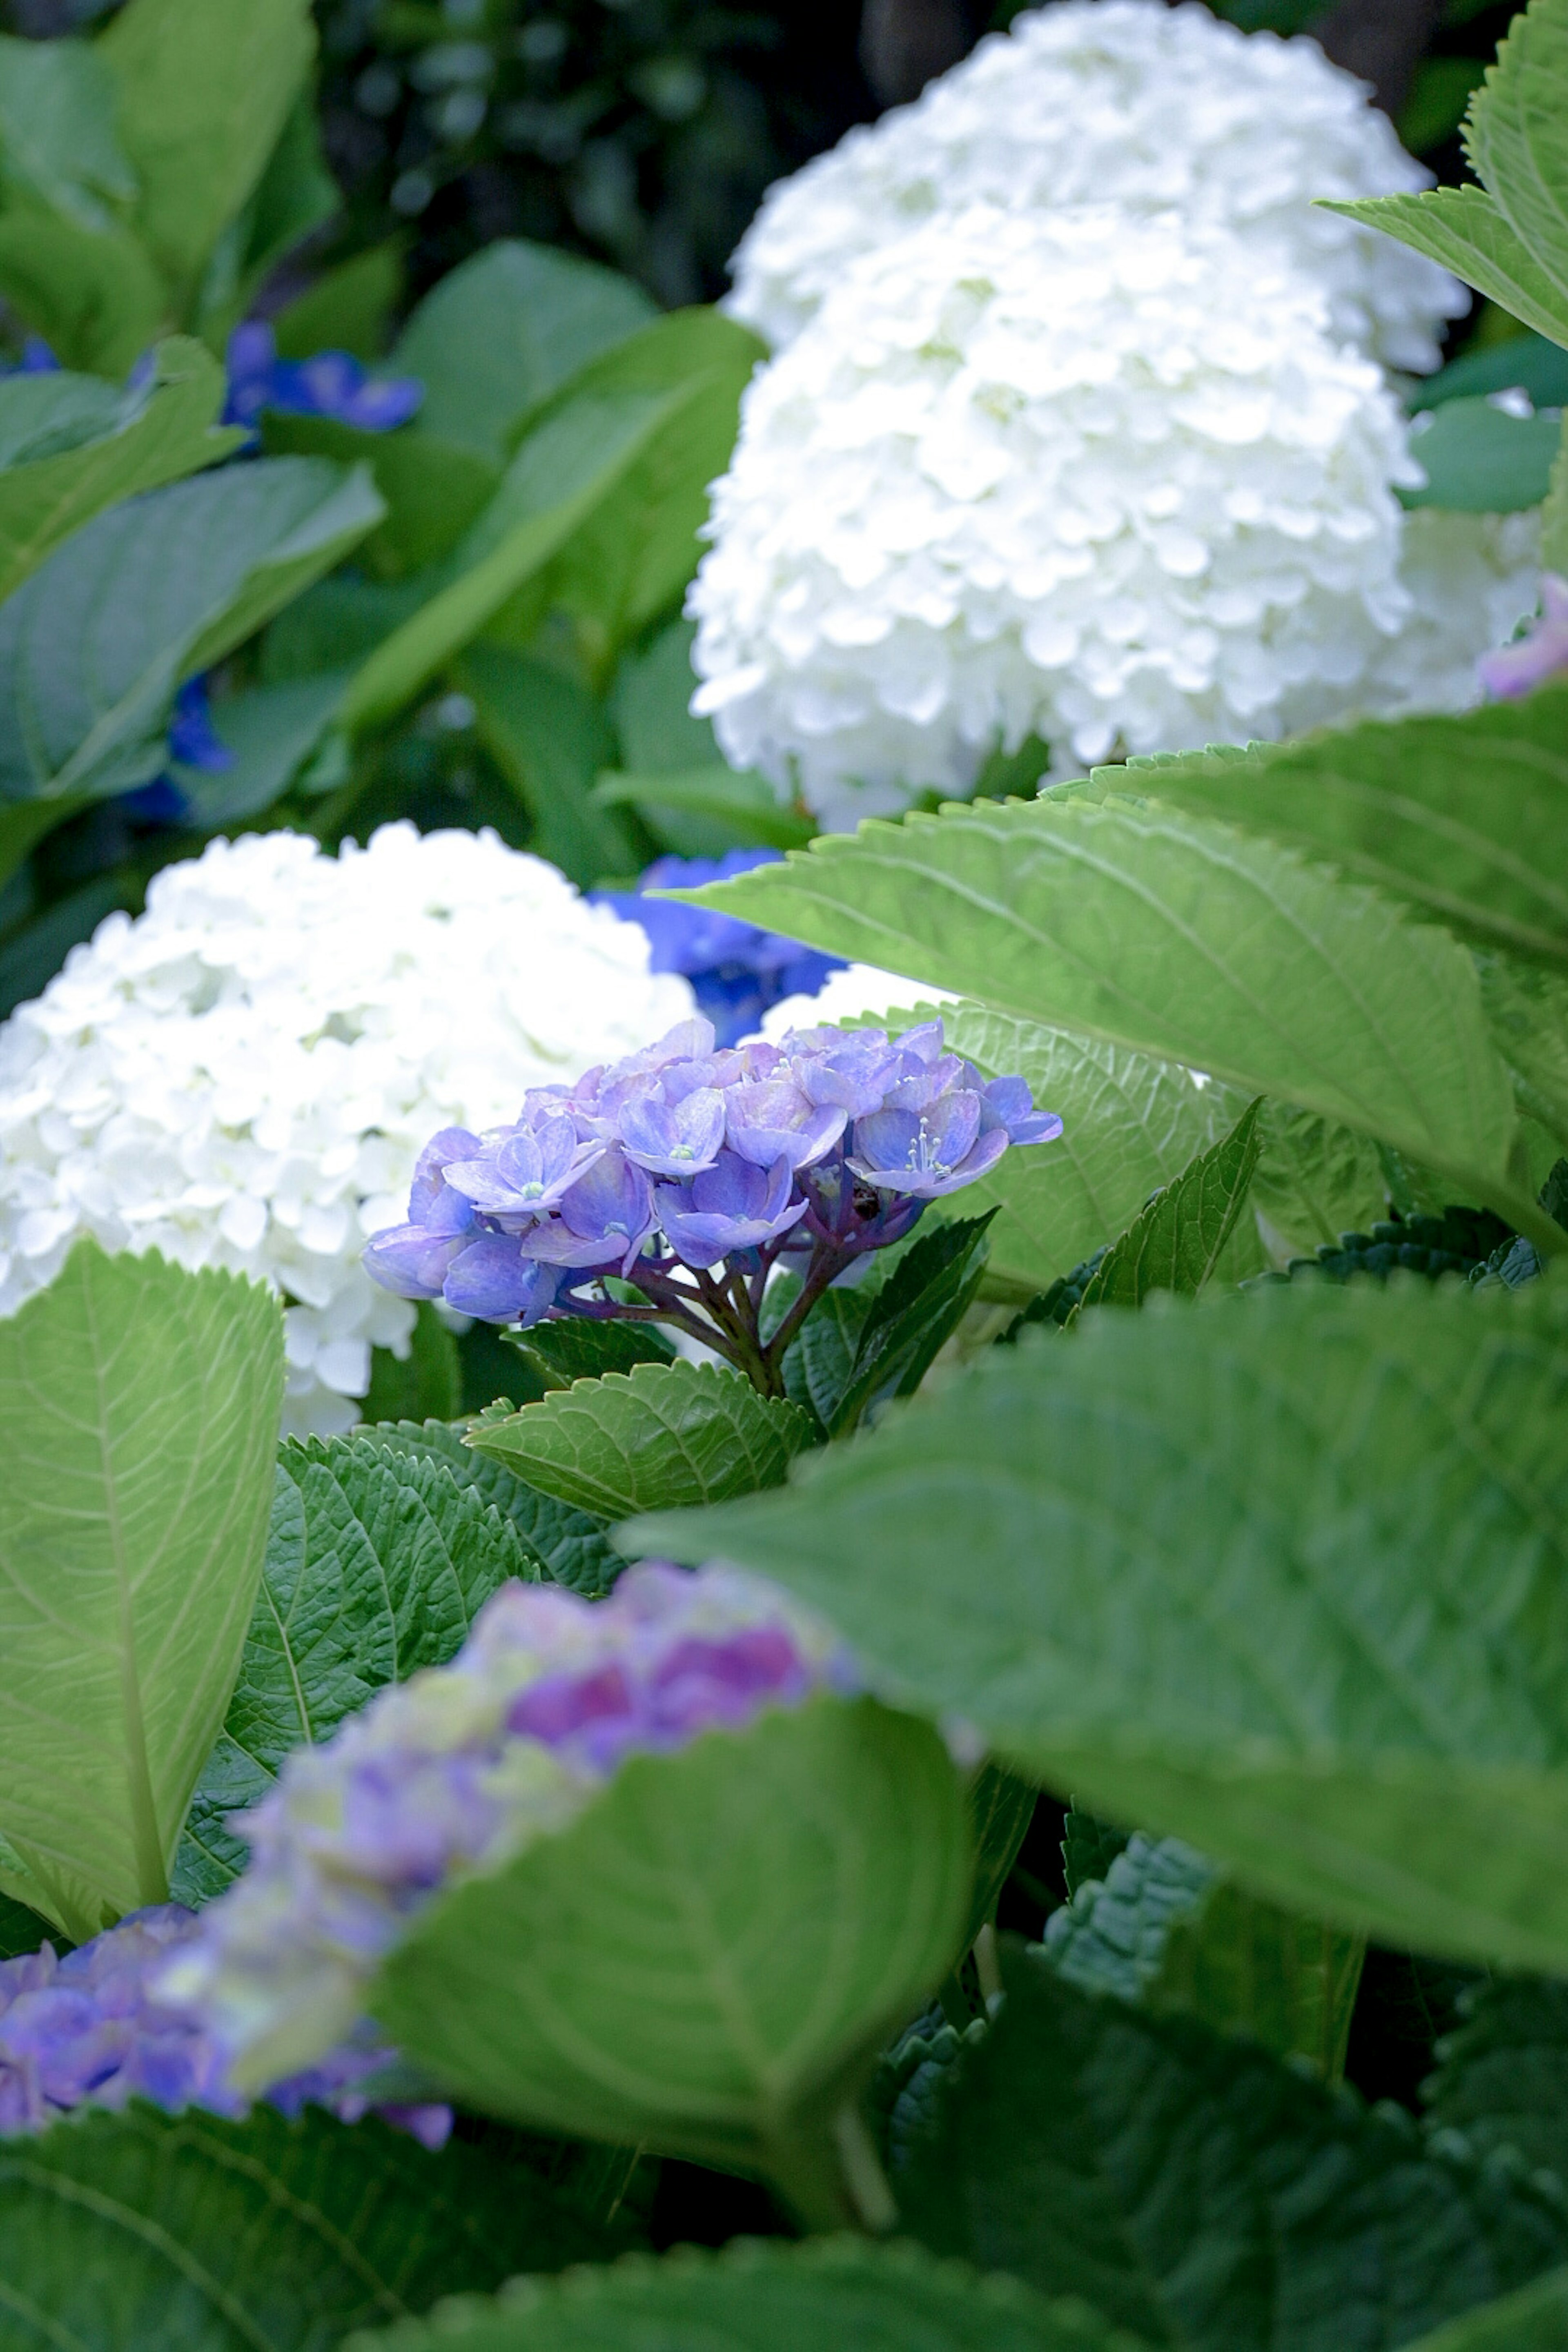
[691,203,1472,828]
[0,825,693,1437]
[1365,506,1542,715]
[726,0,1464,374]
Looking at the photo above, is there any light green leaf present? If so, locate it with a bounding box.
[462,644,640,888]
[1324,187,1568,351]
[1039,1831,1363,2077]
[594,764,814,854]
[0,457,381,806]
[0,33,135,230]
[356,1416,622,1598]
[1115,688,1568,976]
[261,408,501,579]
[341,2236,1134,2352]
[374,1697,970,2214]
[1477,955,1568,1147]
[1463,0,1568,330]
[1403,395,1560,511]
[98,0,315,310]
[468,1359,815,1520]
[1401,2275,1568,2352]
[628,1273,1568,1972]
[1073,1098,1262,1313]
[390,238,655,464]
[897,1950,1568,2349]
[0,1243,281,1941]
[0,210,165,377]
[1247,1099,1390,1261]
[675,798,1527,1231]
[174,1434,535,1904]
[0,337,240,607]
[0,2101,612,2351]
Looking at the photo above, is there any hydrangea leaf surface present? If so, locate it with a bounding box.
[467,1360,815,1519]
[827,1210,995,1437]
[0,1243,283,1940]
[1396,2273,1568,2352]
[372,1697,969,2213]
[0,32,135,234]
[1401,397,1560,514]
[354,1418,622,1599]
[1425,1973,1568,2181]
[174,1436,537,1902]
[0,213,165,379]
[629,1275,1568,1972]
[339,2236,1136,2352]
[1327,186,1568,350]
[895,1948,1568,2350]
[0,2101,613,2352]
[1462,0,1568,331]
[1069,1098,1263,1315]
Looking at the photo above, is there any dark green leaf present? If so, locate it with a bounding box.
[830,1210,996,1436]
[0,872,131,1020]
[469,1359,815,1519]
[1415,330,1568,411]
[1402,397,1560,512]
[198,87,339,346]
[272,239,403,365]
[628,1274,1568,1972]
[176,671,352,829]
[898,1949,1568,2350]
[1062,1806,1131,1899]
[262,409,501,579]
[510,1318,675,1390]
[964,1762,1039,1946]
[1072,1099,1263,1314]
[1426,1974,1568,2181]
[355,1417,622,1598]
[461,644,640,887]
[0,2099,610,2351]
[1399,2271,1568,2351]
[0,211,165,381]
[0,1889,59,1960]
[360,1300,461,1430]
[777,1270,880,1432]
[1399,55,1488,156]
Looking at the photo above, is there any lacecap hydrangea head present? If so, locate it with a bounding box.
[158,1565,861,2094]
[363,1011,1062,1325]
[596,851,844,1048]
[725,0,1463,373]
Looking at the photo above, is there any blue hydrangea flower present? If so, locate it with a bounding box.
[160,1565,858,2094]
[120,676,236,826]
[597,852,844,1049]
[224,322,423,434]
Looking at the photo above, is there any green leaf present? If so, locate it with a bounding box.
[594,764,815,854]
[389,238,655,464]
[1061,1806,1130,1899]
[0,210,165,378]
[0,1243,281,1940]
[1323,188,1568,351]
[0,337,240,607]
[174,1433,534,1904]
[358,1417,623,1599]
[340,2236,1136,2352]
[461,644,641,888]
[361,1300,462,1430]
[830,1211,996,1436]
[1426,1973,1568,2180]
[261,409,501,579]
[1463,0,1568,331]
[609,616,717,773]
[468,1359,816,1520]
[1072,1100,1263,1313]
[1399,55,1489,156]
[1543,416,1568,575]
[964,1762,1039,1946]
[0,457,382,806]
[1477,955,1568,1148]
[373,1697,970,2213]
[0,870,130,1021]
[175,670,353,831]
[1039,1831,1363,2077]
[628,1273,1568,1973]
[1403,396,1560,511]
[0,33,135,231]
[273,238,404,365]
[1247,1099,1390,1261]
[1416,330,1568,410]
[1118,690,1568,978]
[0,2100,611,2350]
[1402,2274,1568,2352]
[510,1318,675,1390]
[98,0,315,311]
[675,798,1527,1229]
[897,1949,1568,2349]
[0,1889,60,1960]
[196,87,339,347]
[776,1269,881,1431]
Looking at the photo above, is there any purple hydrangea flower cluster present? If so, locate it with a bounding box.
[364,1012,1062,1392]
[597,852,844,1048]
[0,1906,448,2147]
[160,1565,855,2094]
[224,322,423,435]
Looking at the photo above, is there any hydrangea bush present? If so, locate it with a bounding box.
[0,0,1565,2344]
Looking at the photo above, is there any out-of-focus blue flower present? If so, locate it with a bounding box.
[4,338,60,375]
[0,1906,448,2147]
[120,676,236,826]
[160,1564,858,2094]
[224,321,423,435]
[1480,573,1568,700]
[597,851,844,1049]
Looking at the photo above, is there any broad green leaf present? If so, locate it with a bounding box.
[1426,1973,1568,2179]
[389,239,655,463]
[0,337,240,606]
[511,1318,675,1391]
[461,644,640,888]
[1401,2275,1568,2352]
[1247,1099,1390,1261]
[897,1949,1568,2349]
[262,410,501,579]
[1115,689,1568,976]
[1324,188,1568,351]
[628,1274,1568,1972]
[1073,1099,1263,1313]
[1478,955,1568,1147]
[1463,0,1568,329]
[965,1762,1038,1947]
[776,1268,882,1431]
[0,1244,281,1940]
[675,798,1528,1232]
[174,671,352,831]
[98,0,315,310]
[0,2101,611,2351]
[342,2236,1134,2352]
[1417,329,1568,410]
[468,1359,815,1520]
[0,457,381,806]
[0,210,165,378]
[374,1698,971,2216]
[830,1210,996,1436]
[1403,396,1560,511]
[1062,1805,1130,1898]
[174,1434,533,1903]
[609,615,717,773]
[196,87,339,347]
[356,1417,622,1598]
[0,34,135,231]
[602,617,804,856]
[594,765,815,855]
[1039,1831,1363,2077]
[273,238,404,364]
